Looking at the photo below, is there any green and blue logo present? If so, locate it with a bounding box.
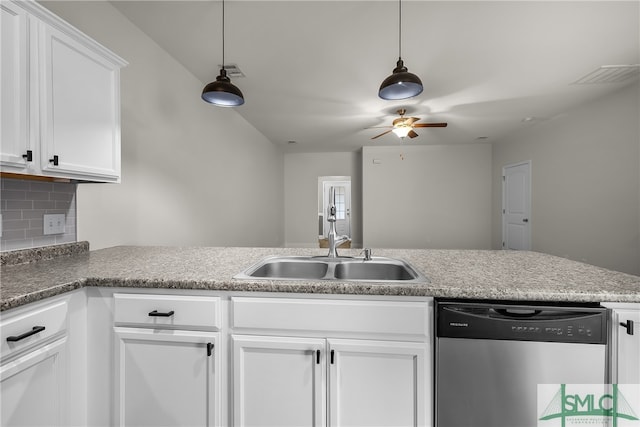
[538,384,639,427]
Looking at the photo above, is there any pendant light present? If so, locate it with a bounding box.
[201,0,244,107]
[378,0,423,100]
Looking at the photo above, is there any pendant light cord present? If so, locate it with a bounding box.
[398,0,402,59]
[221,0,225,70]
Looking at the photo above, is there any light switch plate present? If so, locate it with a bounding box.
[44,214,65,235]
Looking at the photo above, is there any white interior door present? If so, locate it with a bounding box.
[323,181,351,238]
[502,161,531,250]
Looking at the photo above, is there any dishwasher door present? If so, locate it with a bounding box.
[435,300,608,427]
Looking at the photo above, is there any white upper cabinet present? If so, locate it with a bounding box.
[0,2,31,172]
[0,0,126,182]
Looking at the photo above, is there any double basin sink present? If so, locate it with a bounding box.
[235,256,428,284]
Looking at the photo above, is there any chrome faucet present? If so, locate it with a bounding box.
[327,186,350,258]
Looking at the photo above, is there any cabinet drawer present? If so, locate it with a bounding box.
[232,297,430,338]
[114,294,221,330]
[0,300,68,361]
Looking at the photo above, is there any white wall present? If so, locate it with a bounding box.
[42,1,284,249]
[284,151,362,247]
[492,82,640,275]
[362,145,492,249]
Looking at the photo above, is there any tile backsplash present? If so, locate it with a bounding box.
[1,178,77,251]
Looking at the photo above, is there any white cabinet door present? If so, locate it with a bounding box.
[328,339,429,427]
[232,335,326,427]
[0,1,31,171]
[0,337,68,427]
[114,327,220,427]
[39,22,121,182]
[612,306,640,384]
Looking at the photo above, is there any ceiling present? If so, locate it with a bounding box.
[110,1,640,153]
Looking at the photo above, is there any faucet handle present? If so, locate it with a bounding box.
[363,248,372,261]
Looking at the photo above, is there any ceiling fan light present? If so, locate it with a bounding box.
[202,68,245,106]
[392,126,411,138]
[378,59,423,100]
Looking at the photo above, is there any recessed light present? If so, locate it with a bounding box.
[475,136,489,140]
[521,117,536,123]
[287,140,297,145]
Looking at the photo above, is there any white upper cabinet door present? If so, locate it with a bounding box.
[0,2,31,171]
[114,327,220,427]
[232,335,326,427]
[39,22,122,182]
[328,339,429,427]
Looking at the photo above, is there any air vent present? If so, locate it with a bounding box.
[572,65,639,85]
[219,64,245,78]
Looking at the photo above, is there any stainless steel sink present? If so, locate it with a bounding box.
[247,258,329,280]
[235,256,429,283]
[334,260,419,281]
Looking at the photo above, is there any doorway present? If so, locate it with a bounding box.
[502,161,531,250]
[318,176,351,243]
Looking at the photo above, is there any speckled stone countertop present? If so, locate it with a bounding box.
[1,244,639,311]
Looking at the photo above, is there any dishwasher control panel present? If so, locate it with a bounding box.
[436,300,607,344]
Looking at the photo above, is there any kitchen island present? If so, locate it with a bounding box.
[1,242,639,311]
[1,242,639,427]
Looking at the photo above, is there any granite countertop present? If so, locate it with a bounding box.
[1,243,639,311]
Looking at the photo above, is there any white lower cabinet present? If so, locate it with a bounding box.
[329,339,427,427]
[605,303,640,384]
[114,328,220,427]
[0,297,71,427]
[1,337,68,426]
[231,296,432,427]
[232,335,427,427]
[232,335,326,427]
[112,293,222,427]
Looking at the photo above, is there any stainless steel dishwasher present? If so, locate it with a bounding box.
[435,299,609,427]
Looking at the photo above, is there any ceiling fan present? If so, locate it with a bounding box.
[369,109,448,139]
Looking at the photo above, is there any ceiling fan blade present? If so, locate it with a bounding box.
[371,129,393,140]
[408,130,419,138]
[406,117,421,125]
[413,123,448,128]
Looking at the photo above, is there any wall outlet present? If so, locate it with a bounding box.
[43,214,65,235]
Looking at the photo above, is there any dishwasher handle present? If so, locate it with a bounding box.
[492,308,542,318]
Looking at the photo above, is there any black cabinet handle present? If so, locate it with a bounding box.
[22,150,33,162]
[49,155,59,166]
[330,349,335,365]
[316,349,320,364]
[620,320,634,335]
[7,326,45,342]
[207,342,214,357]
[148,310,174,317]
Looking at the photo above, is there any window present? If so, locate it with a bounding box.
[334,186,346,220]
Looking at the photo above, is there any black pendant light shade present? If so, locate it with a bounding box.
[202,68,244,106]
[201,0,244,107]
[378,0,423,100]
[378,58,423,100]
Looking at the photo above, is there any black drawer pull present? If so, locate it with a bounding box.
[22,150,33,162]
[207,343,214,357]
[316,349,321,364]
[7,326,46,342]
[49,155,59,166]
[148,310,175,317]
[330,349,335,365]
[620,320,634,335]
